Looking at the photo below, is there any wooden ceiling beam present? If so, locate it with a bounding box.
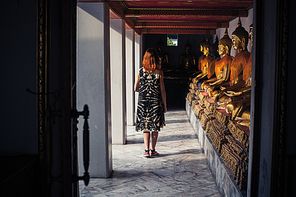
[108,0,252,2]
[125,9,248,18]
[140,28,216,35]
[125,18,141,34]
[89,0,252,35]
[106,0,143,34]
[124,17,135,29]
[106,0,125,18]
[135,21,229,29]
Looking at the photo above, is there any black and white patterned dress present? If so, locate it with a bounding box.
[136,67,165,132]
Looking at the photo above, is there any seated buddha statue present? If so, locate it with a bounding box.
[191,39,214,89]
[243,23,253,87]
[213,19,251,103]
[179,40,197,70]
[201,29,233,97]
[157,37,170,70]
[189,38,206,89]
[225,51,252,97]
[223,23,253,97]
[198,37,206,71]
[217,22,253,126]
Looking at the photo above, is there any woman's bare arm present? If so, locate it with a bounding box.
[134,69,139,92]
[159,70,167,113]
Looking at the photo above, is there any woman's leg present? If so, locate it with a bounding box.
[151,132,158,150]
[143,132,150,151]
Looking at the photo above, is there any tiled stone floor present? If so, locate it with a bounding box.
[79,110,221,197]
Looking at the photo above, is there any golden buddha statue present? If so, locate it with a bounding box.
[157,37,170,70]
[198,37,206,71]
[213,19,251,103]
[189,37,206,89]
[191,39,214,88]
[202,29,233,96]
[189,37,206,86]
[179,40,197,70]
[244,24,253,87]
[230,19,251,86]
[223,23,253,97]
[218,22,253,127]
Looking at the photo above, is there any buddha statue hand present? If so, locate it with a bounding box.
[209,80,219,86]
[245,77,252,87]
[224,90,243,97]
[217,96,231,106]
[201,81,207,90]
[220,86,227,91]
[195,73,203,79]
[192,70,201,76]
[217,73,222,79]
[189,82,198,90]
[207,88,215,97]
[192,73,203,83]
[192,77,197,84]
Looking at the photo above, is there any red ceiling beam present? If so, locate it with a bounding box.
[140,28,216,35]
[106,0,125,18]
[108,0,252,2]
[77,0,105,2]
[106,1,142,34]
[135,21,228,29]
[125,9,248,18]
[125,18,141,35]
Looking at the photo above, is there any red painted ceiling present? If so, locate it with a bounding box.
[124,1,253,9]
[135,16,233,22]
[78,0,253,34]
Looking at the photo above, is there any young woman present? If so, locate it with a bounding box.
[134,48,167,157]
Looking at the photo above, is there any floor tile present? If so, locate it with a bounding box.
[80,110,221,197]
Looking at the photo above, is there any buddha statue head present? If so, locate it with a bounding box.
[249,24,253,47]
[157,37,164,53]
[232,18,249,51]
[203,39,211,56]
[199,36,206,53]
[218,28,232,56]
[185,39,192,54]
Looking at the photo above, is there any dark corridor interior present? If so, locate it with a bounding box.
[142,34,218,110]
[164,77,190,110]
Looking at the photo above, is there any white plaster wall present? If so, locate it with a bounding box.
[77,2,112,178]
[126,29,135,125]
[134,34,141,120]
[110,19,127,144]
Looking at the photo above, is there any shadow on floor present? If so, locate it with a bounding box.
[127,133,198,144]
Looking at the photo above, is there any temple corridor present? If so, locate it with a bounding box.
[79,110,221,196]
[3,0,296,196]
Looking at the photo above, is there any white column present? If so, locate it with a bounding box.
[110,19,127,144]
[134,34,141,118]
[77,2,112,178]
[126,29,135,125]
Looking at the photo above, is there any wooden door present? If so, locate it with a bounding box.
[37,0,89,196]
